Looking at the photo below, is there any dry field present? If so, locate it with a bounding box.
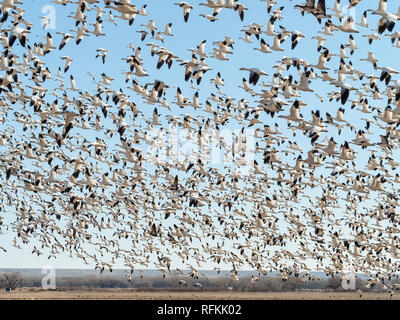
[0,289,399,300]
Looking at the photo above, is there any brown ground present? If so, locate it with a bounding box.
[0,289,398,300]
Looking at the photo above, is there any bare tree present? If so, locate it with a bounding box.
[2,273,22,290]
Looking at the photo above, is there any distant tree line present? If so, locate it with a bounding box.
[2,273,400,292]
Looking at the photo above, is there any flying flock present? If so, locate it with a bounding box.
[1,0,400,294]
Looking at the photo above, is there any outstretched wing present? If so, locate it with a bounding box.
[317,0,326,14]
[306,0,316,7]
